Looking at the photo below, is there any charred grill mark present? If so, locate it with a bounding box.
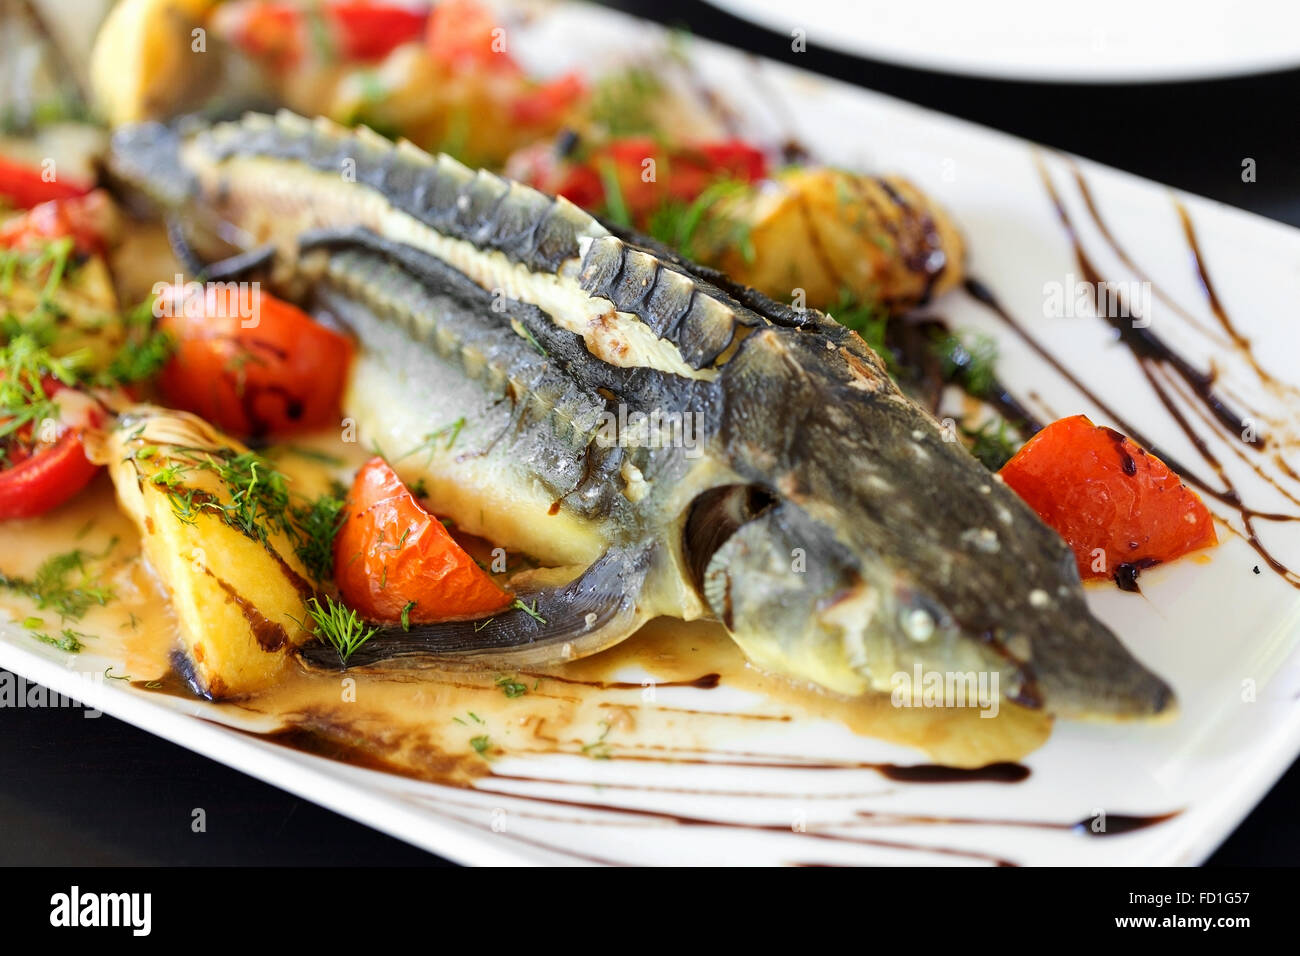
[877,178,947,305]
[205,569,289,651]
[1103,427,1139,476]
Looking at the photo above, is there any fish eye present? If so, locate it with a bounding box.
[896,589,952,643]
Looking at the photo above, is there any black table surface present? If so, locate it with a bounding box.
[4,0,1299,866]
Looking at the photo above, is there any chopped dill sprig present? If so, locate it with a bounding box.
[27,236,75,299]
[596,157,632,228]
[512,598,546,624]
[20,618,84,653]
[581,720,613,760]
[300,595,377,667]
[469,734,492,755]
[289,484,348,582]
[587,66,663,138]
[400,600,415,632]
[213,451,294,543]
[511,319,547,356]
[399,416,466,462]
[95,300,174,387]
[933,330,999,400]
[0,540,118,621]
[0,334,89,451]
[961,418,1020,472]
[827,292,895,372]
[647,178,754,263]
[495,675,528,698]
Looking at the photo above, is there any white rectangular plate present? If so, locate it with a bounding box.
[3,0,1299,866]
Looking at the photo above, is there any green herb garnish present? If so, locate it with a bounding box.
[301,595,377,666]
[581,720,613,760]
[512,598,546,624]
[647,178,753,263]
[95,300,174,386]
[587,67,663,138]
[0,540,118,620]
[961,418,1020,472]
[933,331,999,400]
[596,157,632,228]
[289,485,348,582]
[827,292,894,370]
[400,416,466,462]
[496,675,528,698]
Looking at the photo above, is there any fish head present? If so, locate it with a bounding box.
[686,325,1176,721]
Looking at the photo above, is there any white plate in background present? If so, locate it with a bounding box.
[705,0,1300,82]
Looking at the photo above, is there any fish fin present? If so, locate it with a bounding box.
[297,545,655,671]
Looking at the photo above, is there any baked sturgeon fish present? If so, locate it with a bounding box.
[109,111,1175,721]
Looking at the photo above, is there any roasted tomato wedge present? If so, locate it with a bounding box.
[998,415,1218,582]
[1,191,116,256]
[426,0,516,72]
[0,384,103,521]
[217,0,429,67]
[330,1,430,60]
[0,155,94,210]
[513,136,768,225]
[508,72,586,127]
[157,286,352,439]
[334,457,512,622]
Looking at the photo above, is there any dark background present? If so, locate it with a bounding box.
[3,0,1299,866]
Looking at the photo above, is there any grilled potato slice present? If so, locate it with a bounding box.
[696,167,965,313]
[101,406,313,698]
[89,0,215,125]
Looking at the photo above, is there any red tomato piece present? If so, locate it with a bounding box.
[538,137,768,224]
[330,1,429,60]
[219,1,427,66]
[0,383,103,521]
[1,191,114,256]
[158,285,352,439]
[333,457,512,622]
[0,156,93,210]
[0,428,100,520]
[998,414,1218,580]
[225,1,304,66]
[426,0,518,72]
[509,72,585,126]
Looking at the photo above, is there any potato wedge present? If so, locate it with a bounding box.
[696,167,966,313]
[102,406,313,697]
[89,0,214,125]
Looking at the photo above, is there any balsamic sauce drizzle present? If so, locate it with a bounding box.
[1034,155,1256,444]
[1174,199,1300,402]
[1069,169,1229,347]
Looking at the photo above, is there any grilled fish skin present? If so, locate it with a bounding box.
[108,111,1175,721]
